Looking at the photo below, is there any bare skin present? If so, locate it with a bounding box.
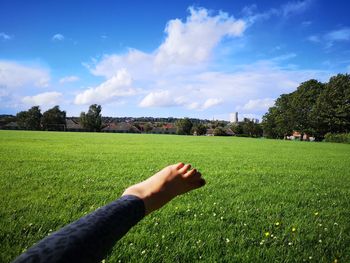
[122,163,205,215]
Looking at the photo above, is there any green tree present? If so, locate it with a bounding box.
[290,79,325,140]
[16,106,42,130]
[213,127,226,136]
[230,122,244,135]
[80,104,102,132]
[42,106,66,131]
[143,122,153,133]
[312,74,350,136]
[192,123,207,135]
[176,118,193,135]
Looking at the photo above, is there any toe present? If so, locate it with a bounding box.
[184,168,197,178]
[179,164,191,174]
[174,162,185,170]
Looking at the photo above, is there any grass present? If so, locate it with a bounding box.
[0,130,349,262]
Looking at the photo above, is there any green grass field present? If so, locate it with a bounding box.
[1,130,349,262]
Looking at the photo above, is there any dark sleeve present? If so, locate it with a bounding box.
[13,195,145,263]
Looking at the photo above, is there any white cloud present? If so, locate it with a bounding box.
[83,7,248,110]
[154,7,246,67]
[281,0,312,17]
[139,90,179,108]
[243,0,312,25]
[22,92,62,106]
[325,28,350,42]
[59,75,79,84]
[0,60,50,88]
[86,49,153,79]
[307,35,320,43]
[139,90,222,111]
[74,69,138,105]
[52,34,65,41]
[0,32,12,41]
[241,98,275,111]
[85,7,246,77]
[189,98,223,110]
[308,27,350,47]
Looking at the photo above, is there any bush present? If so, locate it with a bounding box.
[324,133,350,144]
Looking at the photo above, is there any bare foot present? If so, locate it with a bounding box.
[122,163,205,215]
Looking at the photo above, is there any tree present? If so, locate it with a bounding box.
[176,118,193,135]
[42,106,66,131]
[312,74,350,136]
[16,106,42,130]
[80,104,102,132]
[213,127,227,136]
[262,107,278,138]
[262,94,294,139]
[241,120,263,137]
[143,122,153,133]
[290,79,325,140]
[230,122,244,135]
[192,123,207,135]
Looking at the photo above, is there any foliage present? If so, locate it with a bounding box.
[143,123,153,133]
[42,106,66,131]
[175,118,193,135]
[231,121,263,138]
[16,106,42,130]
[312,74,350,135]
[213,126,227,136]
[324,133,350,144]
[80,104,102,132]
[0,131,349,262]
[262,74,350,140]
[191,123,207,135]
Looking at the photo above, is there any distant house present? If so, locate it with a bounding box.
[102,122,140,133]
[150,123,177,134]
[66,119,84,132]
[162,123,176,134]
[206,128,214,136]
[225,128,235,136]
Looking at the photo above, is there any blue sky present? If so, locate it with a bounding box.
[1,0,349,120]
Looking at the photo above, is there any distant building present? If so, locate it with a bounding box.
[232,112,238,123]
[66,119,84,132]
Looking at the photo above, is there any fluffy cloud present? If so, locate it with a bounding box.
[154,7,246,67]
[0,60,50,88]
[0,32,12,41]
[188,98,223,110]
[139,90,179,108]
[74,69,138,105]
[139,90,222,111]
[22,91,62,106]
[81,7,246,111]
[52,34,64,41]
[59,75,79,84]
[241,98,275,111]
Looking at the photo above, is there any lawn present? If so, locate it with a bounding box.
[0,130,349,262]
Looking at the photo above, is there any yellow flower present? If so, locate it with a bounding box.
[292,227,296,232]
[314,212,319,216]
[265,232,270,237]
[275,222,280,226]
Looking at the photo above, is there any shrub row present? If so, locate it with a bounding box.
[324,133,350,144]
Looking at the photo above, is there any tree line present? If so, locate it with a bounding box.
[15,104,102,132]
[4,73,349,140]
[262,74,350,140]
